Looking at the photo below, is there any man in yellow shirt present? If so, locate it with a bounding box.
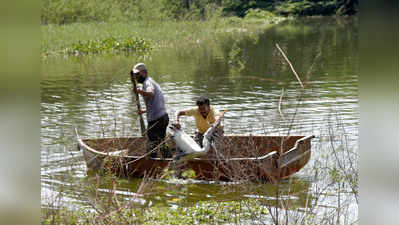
[175,96,223,147]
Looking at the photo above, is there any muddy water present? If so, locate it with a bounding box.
[41,16,358,218]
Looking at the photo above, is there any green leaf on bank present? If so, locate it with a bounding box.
[45,35,152,57]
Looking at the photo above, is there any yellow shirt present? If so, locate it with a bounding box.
[185,106,219,134]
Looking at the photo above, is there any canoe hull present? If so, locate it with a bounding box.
[79,135,314,182]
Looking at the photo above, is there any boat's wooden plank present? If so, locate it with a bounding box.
[277,135,315,168]
[78,134,314,181]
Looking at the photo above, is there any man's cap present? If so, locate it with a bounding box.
[132,63,147,73]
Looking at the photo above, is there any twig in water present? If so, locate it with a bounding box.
[278,87,287,124]
[304,51,322,88]
[275,43,304,89]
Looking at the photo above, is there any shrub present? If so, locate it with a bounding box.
[66,36,152,57]
[245,9,277,20]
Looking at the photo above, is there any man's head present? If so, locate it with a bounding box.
[131,63,147,83]
[196,96,210,118]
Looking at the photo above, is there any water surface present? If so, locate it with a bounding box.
[41,16,358,218]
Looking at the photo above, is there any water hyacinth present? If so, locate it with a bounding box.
[66,36,152,57]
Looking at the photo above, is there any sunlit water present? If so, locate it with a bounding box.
[41,16,358,220]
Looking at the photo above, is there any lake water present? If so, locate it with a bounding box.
[41,16,358,220]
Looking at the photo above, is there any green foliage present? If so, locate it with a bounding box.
[222,0,261,17]
[228,43,245,72]
[42,0,358,25]
[328,166,342,183]
[159,168,175,179]
[222,0,358,17]
[42,0,170,25]
[61,36,152,57]
[160,0,223,20]
[245,8,276,20]
[41,0,117,24]
[244,8,285,24]
[42,199,269,224]
[181,169,196,179]
[274,0,337,16]
[42,14,284,59]
[336,0,358,15]
[41,208,95,225]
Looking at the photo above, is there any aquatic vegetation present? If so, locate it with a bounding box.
[41,11,358,225]
[181,169,196,179]
[58,36,152,57]
[42,197,272,224]
[41,17,285,59]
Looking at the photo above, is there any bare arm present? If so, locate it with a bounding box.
[138,109,147,115]
[176,111,186,123]
[174,111,186,129]
[213,108,221,125]
[213,110,225,131]
[134,87,154,98]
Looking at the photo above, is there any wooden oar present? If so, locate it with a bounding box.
[130,71,146,136]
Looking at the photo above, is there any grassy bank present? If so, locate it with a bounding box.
[42,16,285,58]
[42,198,276,224]
[41,0,358,58]
[41,2,358,224]
[41,0,286,58]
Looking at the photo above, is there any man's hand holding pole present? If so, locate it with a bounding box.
[130,71,146,136]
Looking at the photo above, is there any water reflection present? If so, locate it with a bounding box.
[41,16,358,211]
[43,171,314,211]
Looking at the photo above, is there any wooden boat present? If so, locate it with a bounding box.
[77,134,315,182]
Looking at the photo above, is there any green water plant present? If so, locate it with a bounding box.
[42,198,271,224]
[64,35,152,57]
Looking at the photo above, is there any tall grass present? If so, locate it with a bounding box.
[41,0,357,26]
[41,37,358,224]
[41,1,358,222]
[41,0,292,59]
[42,15,284,58]
[41,0,170,25]
[41,0,229,25]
